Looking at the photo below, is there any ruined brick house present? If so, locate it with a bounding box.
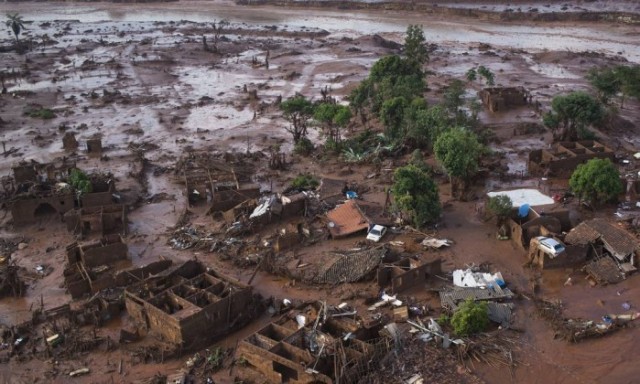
[125,260,261,349]
[5,160,120,226]
[325,199,392,239]
[177,152,260,211]
[528,140,615,177]
[377,258,442,293]
[564,219,639,283]
[506,207,570,250]
[238,302,390,384]
[478,86,529,113]
[64,203,127,236]
[8,160,77,225]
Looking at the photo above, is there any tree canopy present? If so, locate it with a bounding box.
[569,158,622,205]
[487,195,513,223]
[587,65,640,108]
[392,164,441,228]
[380,96,409,140]
[280,95,314,144]
[434,128,482,179]
[543,91,603,141]
[404,24,428,66]
[451,299,489,336]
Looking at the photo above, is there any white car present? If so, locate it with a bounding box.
[366,225,387,242]
[536,236,566,257]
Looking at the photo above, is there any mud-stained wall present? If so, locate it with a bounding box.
[80,241,128,268]
[529,240,587,269]
[529,141,616,177]
[124,265,258,349]
[11,193,74,225]
[210,186,261,212]
[479,87,528,113]
[81,191,114,208]
[377,259,442,293]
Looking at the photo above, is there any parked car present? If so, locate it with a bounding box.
[535,236,565,256]
[366,225,387,242]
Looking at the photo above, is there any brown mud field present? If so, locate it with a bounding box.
[1,1,640,383]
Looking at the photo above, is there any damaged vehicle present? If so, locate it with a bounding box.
[366,225,387,242]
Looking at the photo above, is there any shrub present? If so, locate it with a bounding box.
[450,299,489,336]
[487,195,513,222]
[291,173,319,190]
[27,107,56,119]
[293,137,314,156]
[69,169,93,194]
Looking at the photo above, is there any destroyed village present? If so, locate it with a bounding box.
[1,0,640,383]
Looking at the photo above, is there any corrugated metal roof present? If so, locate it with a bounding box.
[326,200,369,238]
[439,286,514,310]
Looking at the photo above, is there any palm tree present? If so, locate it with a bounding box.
[6,13,26,43]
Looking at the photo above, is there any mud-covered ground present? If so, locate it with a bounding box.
[1,2,640,383]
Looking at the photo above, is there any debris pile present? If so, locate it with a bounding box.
[535,299,640,342]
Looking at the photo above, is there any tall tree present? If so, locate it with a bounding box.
[434,128,483,199]
[5,13,26,43]
[380,96,409,140]
[587,67,620,105]
[543,92,603,141]
[569,158,622,205]
[615,65,640,109]
[404,24,428,66]
[392,164,441,228]
[314,103,352,144]
[280,95,314,144]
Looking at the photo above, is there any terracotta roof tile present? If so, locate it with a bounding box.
[326,199,369,238]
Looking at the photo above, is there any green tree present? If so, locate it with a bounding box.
[392,165,441,228]
[487,195,513,224]
[291,173,319,190]
[451,299,489,337]
[315,103,352,150]
[615,65,640,109]
[442,79,466,123]
[380,96,409,140]
[281,95,314,144]
[404,24,428,66]
[543,92,603,142]
[587,67,621,105]
[5,13,25,43]
[569,158,622,205]
[370,55,422,82]
[404,105,450,149]
[434,128,483,199]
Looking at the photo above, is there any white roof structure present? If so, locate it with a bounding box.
[487,189,554,207]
